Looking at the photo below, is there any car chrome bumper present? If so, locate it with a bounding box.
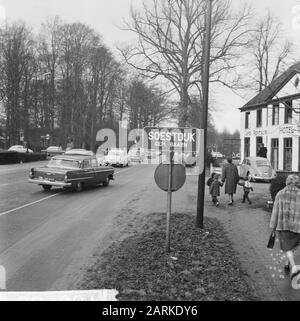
[28,178,72,187]
[252,176,273,181]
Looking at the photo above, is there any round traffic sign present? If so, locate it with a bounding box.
[154,163,186,192]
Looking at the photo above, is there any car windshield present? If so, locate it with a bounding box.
[48,158,80,168]
[256,160,270,167]
[109,150,123,156]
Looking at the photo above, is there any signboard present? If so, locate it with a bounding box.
[144,127,199,152]
[143,127,204,175]
[154,163,186,192]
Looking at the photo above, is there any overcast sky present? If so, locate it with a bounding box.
[0,0,299,133]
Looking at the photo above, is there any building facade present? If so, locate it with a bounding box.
[240,62,300,172]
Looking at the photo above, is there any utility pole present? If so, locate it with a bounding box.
[196,0,213,229]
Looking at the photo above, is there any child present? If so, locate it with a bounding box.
[207,172,216,203]
[238,176,254,204]
[209,174,223,206]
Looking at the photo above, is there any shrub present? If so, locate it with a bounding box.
[0,151,47,164]
[270,171,300,201]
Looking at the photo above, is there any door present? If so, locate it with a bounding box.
[82,159,96,185]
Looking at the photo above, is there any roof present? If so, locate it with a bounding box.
[241,61,300,111]
[52,154,95,161]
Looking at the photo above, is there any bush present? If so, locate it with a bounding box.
[0,151,47,164]
[270,171,300,201]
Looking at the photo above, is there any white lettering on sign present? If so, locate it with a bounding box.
[148,131,195,143]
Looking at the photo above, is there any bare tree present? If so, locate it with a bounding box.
[119,0,252,126]
[248,12,294,92]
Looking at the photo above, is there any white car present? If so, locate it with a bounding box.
[45,146,64,157]
[8,145,33,153]
[105,148,129,167]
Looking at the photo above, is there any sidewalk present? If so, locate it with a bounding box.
[157,175,300,301]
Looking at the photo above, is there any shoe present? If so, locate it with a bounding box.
[284,263,290,273]
[291,269,300,280]
[249,201,252,205]
[228,202,233,205]
[216,202,219,207]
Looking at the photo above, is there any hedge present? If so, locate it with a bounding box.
[270,171,300,201]
[0,151,47,165]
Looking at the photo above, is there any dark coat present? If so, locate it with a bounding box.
[209,180,223,197]
[222,163,239,194]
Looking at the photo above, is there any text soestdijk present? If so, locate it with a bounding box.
[148,131,196,142]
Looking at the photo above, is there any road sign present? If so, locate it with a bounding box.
[154,163,186,192]
[144,127,199,153]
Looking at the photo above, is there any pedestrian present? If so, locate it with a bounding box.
[209,174,223,206]
[221,157,239,205]
[207,172,216,203]
[269,174,300,281]
[238,175,254,205]
[258,143,267,158]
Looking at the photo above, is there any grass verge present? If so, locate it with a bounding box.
[81,213,259,301]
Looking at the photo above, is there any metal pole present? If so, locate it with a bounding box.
[166,140,174,253]
[196,0,213,229]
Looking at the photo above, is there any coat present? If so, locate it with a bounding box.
[222,163,239,194]
[209,180,223,197]
[270,185,300,233]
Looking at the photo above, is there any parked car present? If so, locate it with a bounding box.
[28,154,114,192]
[128,148,145,163]
[237,157,276,182]
[44,146,64,157]
[105,148,129,167]
[8,145,33,153]
[210,156,227,176]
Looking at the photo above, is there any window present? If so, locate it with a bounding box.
[244,137,250,158]
[272,104,279,125]
[83,159,92,169]
[256,110,262,127]
[91,158,98,168]
[256,136,263,156]
[245,112,250,129]
[271,139,279,171]
[284,100,293,124]
[283,138,293,171]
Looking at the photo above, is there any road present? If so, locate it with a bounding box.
[0,161,158,291]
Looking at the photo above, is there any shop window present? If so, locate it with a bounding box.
[284,100,293,124]
[256,136,263,156]
[244,137,250,158]
[283,138,293,171]
[256,110,262,127]
[271,138,279,171]
[272,104,279,125]
[245,112,250,129]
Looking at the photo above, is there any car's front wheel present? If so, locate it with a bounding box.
[103,177,110,187]
[42,185,52,191]
[74,182,84,192]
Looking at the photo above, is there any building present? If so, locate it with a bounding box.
[240,62,300,172]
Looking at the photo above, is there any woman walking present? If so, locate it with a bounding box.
[221,158,239,205]
[270,175,300,281]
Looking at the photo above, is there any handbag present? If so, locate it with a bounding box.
[267,230,276,249]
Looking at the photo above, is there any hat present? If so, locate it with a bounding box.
[286,175,300,186]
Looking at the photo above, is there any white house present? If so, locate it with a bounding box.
[240,62,300,172]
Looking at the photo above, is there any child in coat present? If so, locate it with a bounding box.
[238,176,254,204]
[207,172,216,203]
[209,174,223,206]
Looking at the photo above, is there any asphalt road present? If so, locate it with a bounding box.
[0,161,156,291]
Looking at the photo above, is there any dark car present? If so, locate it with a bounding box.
[28,154,114,192]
